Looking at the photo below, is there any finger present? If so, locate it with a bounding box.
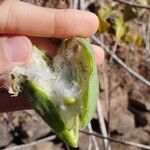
[92,45,105,66]
[0,36,32,75]
[30,37,57,56]
[31,38,105,65]
[0,0,99,38]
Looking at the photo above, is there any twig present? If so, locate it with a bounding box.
[88,135,92,150]
[79,0,85,10]
[103,51,111,140]
[91,36,150,87]
[110,42,118,63]
[113,0,150,9]
[3,135,56,150]
[88,123,99,150]
[100,53,111,135]
[73,0,78,9]
[145,15,150,57]
[80,130,150,150]
[99,35,112,140]
[97,100,111,150]
[4,130,150,150]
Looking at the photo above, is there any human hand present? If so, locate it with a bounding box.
[0,0,104,112]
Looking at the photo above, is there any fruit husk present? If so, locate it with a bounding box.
[6,38,99,147]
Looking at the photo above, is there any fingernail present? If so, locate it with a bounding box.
[4,36,31,62]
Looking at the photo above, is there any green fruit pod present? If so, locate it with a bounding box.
[6,38,99,147]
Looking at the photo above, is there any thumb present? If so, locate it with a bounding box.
[0,36,32,75]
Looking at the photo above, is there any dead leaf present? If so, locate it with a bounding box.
[98,7,115,33]
[115,16,128,41]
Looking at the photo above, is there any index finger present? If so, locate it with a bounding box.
[0,0,99,38]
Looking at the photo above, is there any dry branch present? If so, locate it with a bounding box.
[88,123,99,150]
[80,131,150,150]
[91,36,150,87]
[113,0,150,9]
[4,131,150,150]
[4,135,56,150]
[97,100,111,150]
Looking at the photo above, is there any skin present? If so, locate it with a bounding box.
[0,0,104,112]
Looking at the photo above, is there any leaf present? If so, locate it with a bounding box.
[133,33,145,47]
[99,17,110,33]
[123,6,138,22]
[136,0,148,5]
[135,0,148,16]
[98,7,113,19]
[98,7,115,33]
[125,32,145,47]
[115,16,128,41]
[124,32,133,43]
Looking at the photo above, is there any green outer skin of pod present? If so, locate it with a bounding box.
[77,38,99,127]
[27,81,79,148]
[25,38,99,147]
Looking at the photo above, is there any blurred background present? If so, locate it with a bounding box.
[0,0,150,150]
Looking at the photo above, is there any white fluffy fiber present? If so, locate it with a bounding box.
[12,46,80,105]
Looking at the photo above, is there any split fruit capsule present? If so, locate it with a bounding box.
[4,38,99,147]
